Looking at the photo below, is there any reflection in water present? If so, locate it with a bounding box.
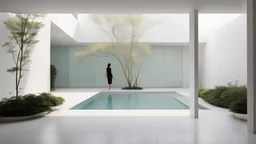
[72,92,199,110]
[127,94,132,108]
[107,95,113,109]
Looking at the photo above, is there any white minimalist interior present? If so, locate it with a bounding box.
[0,0,256,143]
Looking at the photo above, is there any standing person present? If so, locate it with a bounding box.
[106,63,113,89]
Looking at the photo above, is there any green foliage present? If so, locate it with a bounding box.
[39,92,65,107]
[200,89,214,99]
[202,86,233,107]
[0,95,50,117]
[56,96,65,105]
[220,86,247,108]
[199,81,247,114]
[0,93,65,117]
[50,64,57,90]
[2,14,44,98]
[229,96,247,114]
[205,86,230,107]
[198,88,206,97]
[7,67,20,73]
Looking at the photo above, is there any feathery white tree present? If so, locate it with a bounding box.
[76,14,157,88]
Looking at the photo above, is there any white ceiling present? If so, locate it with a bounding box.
[51,22,77,46]
[0,0,246,13]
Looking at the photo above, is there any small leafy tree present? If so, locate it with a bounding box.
[2,14,44,98]
[76,14,157,88]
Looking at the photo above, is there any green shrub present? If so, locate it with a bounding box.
[229,96,247,114]
[200,89,214,99]
[56,96,65,105]
[0,96,51,117]
[23,93,37,100]
[199,81,248,111]
[213,86,230,95]
[50,64,57,91]
[220,86,247,108]
[198,88,206,97]
[202,90,219,106]
[0,92,65,117]
[202,86,230,107]
[39,92,65,107]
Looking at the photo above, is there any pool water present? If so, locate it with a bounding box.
[70,92,208,110]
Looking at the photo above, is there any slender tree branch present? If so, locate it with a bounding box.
[135,24,157,42]
[99,24,114,42]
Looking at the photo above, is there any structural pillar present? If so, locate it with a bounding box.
[189,10,199,118]
[247,0,256,133]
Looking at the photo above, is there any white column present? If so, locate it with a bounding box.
[247,0,256,133]
[189,10,199,118]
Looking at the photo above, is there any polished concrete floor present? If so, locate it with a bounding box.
[0,88,255,144]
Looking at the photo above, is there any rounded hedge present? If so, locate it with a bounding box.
[201,86,230,107]
[0,93,65,117]
[198,88,206,97]
[220,86,247,108]
[0,96,50,117]
[39,92,65,107]
[200,89,214,99]
[229,97,247,114]
[199,85,247,114]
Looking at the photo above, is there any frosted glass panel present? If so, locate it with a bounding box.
[68,47,126,88]
[50,47,69,88]
[139,46,183,87]
[51,46,184,88]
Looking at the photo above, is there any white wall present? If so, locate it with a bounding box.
[0,13,51,99]
[23,16,51,94]
[49,14,78,38]
[201,14,247,88]
[0,13,14,99]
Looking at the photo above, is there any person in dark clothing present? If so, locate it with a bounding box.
[106,63,113,89]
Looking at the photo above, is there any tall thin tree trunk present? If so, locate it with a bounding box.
[17,47,24,97]
[15,51,21,99]
[15,64,18,98]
